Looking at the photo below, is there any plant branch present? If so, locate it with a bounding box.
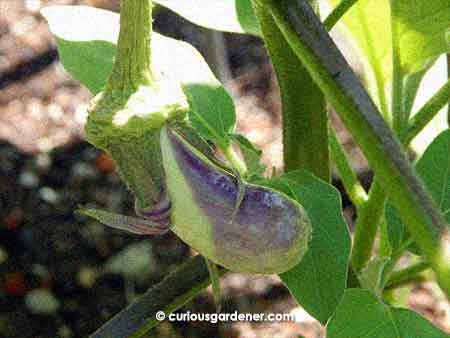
[329,127,367,207]
[86,0,171,209]
[323,0,385,271]
[351,179,386,272]
[252,1,330,181]
[89,255,227,338]
[260,0,450,297]
[402,78,450,144]
[323,0,359,31]
[385,261,431,289]
[323,0,386,272]
[106,0,155,91]
[381,237,415,284]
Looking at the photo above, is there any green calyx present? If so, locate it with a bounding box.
[85,0,188,208]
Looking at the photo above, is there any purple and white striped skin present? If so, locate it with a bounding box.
[161,126,311,274]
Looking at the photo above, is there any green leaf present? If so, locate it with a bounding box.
[416,130,450,222]
[328,0,391,113]
[229,133,266,176]
[328,0,450,115]
[386,130,450,252]
[256,170,351,324]
[42,5,236,149]
[391,1,450,76]
[41,6,118,94]
[183,83,236,150]
[385,203,410,253]
[154,0,261,36]
[327,289,450,338]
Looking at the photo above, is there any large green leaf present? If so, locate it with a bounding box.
[42,6,119,94]
[386,129,450,252]
[42,5,236,149]
[154,0,261,36]
[328,0,450,115]
[392,1,450,76]
[327,289,450,338]
[256,170,351,324]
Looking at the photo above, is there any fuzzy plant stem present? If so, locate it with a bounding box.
[86,0,173,209]
[105,0,155,91]
[252,0,330,182]
[325,0,449,274]
[260,0,450,298]
[329,127,367,207]
[351,179,386,272]
[352,76,450,272]
[323,0,381,272]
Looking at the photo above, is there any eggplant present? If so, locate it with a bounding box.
[160,125,311,274]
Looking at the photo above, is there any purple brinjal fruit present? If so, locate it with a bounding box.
[160,125,312,274]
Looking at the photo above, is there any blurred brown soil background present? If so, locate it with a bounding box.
[0,1,448,338]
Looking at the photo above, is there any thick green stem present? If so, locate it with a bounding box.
[105,0,155,92]
[351,179,385,272]
[402,78,450,144]
[252,1,330,181]
[329,127,367,207]
[86,0,188,209]
[323,0,385,269]
[323,0,359,31]
[260,0,449,297]
[351,69,450,272]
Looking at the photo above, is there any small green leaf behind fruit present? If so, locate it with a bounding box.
[327,289,450,338]
[183,83,236,150]
[230,133,266,176]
